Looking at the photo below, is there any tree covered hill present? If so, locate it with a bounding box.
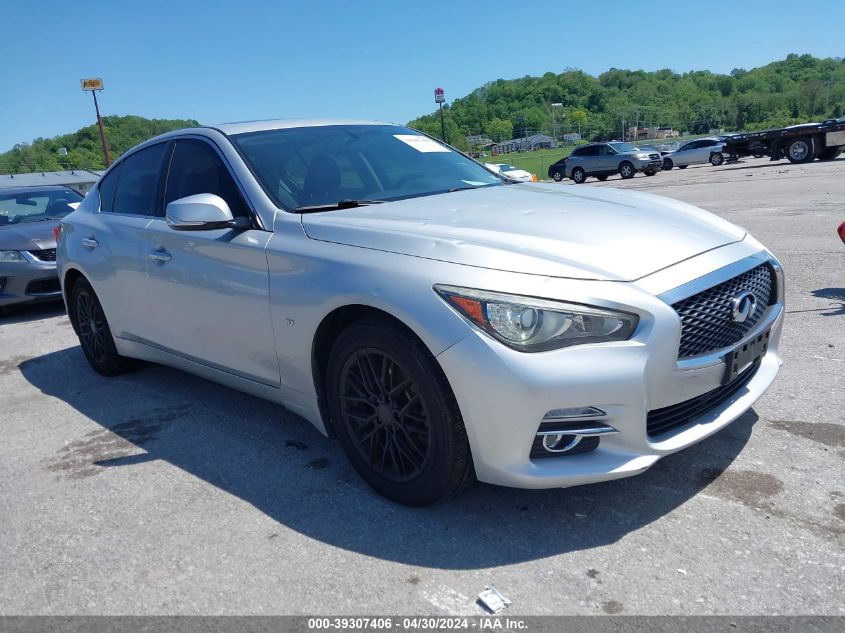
[409,54,845,150]
[0,115,198,174]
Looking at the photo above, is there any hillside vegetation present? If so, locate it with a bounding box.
[409,54,845,150]
[0,115,198,174]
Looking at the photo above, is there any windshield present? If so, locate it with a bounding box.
[0,187,83,225]
[231,125,504,211]
[608,142,639,153]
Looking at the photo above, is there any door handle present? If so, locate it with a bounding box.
[148,250,172,264]
[81,237,99,249]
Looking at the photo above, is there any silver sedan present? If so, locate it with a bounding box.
[58,120,784,505]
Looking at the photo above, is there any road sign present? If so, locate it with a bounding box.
[81,78,104,91]
[434,87,445,103]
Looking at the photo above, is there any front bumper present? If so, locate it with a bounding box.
[0,258,62,308]
[435,257,784,489]
[634,157,664,172]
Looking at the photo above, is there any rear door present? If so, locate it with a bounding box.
[139,137,279,386]
[72,142,168,340]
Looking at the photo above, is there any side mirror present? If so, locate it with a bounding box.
[165,194,235,230]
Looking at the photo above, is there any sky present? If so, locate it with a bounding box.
[2,0,844,153]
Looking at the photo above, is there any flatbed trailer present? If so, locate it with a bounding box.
[722,118,845,164]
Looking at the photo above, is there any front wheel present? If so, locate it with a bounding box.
[326,319,473,506]
[678,164,688,169]
[570,167,586,184]
[618,162,635,179]
[69,278,137,376]
[710,152,724,166]
[663,158,673,170]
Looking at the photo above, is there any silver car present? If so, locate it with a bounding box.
[565,142,664,183]
[662,137,727,169]
[58,120,784,506]
[1,185,83,311]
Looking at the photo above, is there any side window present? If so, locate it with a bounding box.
[97,163,122,212]
[571,147,584,157]
[165,139,250,219]
[112,143,168,215]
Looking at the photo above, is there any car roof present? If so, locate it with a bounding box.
[212,118,397,136]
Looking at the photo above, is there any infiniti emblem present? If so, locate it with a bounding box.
[731,290,757,323]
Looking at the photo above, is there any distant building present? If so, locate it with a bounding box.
[563,132,582,143]
[494,134,556,154]
[0,169,102,194]
[466,134,494,148]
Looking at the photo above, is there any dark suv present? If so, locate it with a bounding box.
[548,143,663,184]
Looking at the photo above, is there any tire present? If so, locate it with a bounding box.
[644,169,657,176]
[663,158,673,171]
[326,318,473,506]
[753,152,766,159]
[786,137,814,164]
[570,167,586,184]
[819,147,842,161]
[618,162,635,179]
[552,171,563,182]
[710,152,724,166]
[69,278,137,376]
[678,164,688,169]
[597,175,608,181]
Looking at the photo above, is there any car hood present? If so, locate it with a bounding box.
[300,183,746,281]
[0,220,58,251]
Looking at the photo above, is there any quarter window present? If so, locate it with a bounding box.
[97,163,122,212]
[164,139,250,219]
[112,143,169,215]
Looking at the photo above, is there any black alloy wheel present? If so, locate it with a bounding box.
[326,319,473,505]
[70,279,136,376]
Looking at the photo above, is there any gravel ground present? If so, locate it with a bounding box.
[0,156,843,616]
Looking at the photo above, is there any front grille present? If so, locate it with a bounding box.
[649,153,661,159]
[647,361,760,437]
[25,278,61,295]
[27,248,56,262]
[673,264,775,358]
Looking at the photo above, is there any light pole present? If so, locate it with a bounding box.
[434,87,446,143]
[81,78,111,167]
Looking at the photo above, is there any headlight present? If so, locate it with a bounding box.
[0,250,24,263]
[435,285,639,352]
[636,153,650,159]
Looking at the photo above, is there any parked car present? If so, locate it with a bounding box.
[58,120,784,506]
[485,162,536,182]
[561,142,663,183]
[662,138,726,169]
[0,185,83,311]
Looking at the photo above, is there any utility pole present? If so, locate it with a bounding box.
[81,78,111,166]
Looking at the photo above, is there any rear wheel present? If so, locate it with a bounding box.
[618,162,635,179]
[571,167,586,184]
[710,152,724,166]
[786,137,814,164]
[552,171,563,182]
[69,278,137,376]
[326,319,473,506]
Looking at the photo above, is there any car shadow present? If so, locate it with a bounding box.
[19,346,757,570]
[0,300,65,326]
[811,287,845,316]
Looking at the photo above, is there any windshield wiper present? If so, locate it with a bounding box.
[295,199,386,213]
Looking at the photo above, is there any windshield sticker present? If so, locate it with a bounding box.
[394,135,451,153]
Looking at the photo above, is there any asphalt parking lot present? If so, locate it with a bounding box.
[1,156,843,616]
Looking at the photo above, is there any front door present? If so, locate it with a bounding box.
[139,138,279,386]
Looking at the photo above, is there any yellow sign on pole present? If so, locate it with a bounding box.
[80,78,104,91]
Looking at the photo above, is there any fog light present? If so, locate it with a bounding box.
[542,434,581,452]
